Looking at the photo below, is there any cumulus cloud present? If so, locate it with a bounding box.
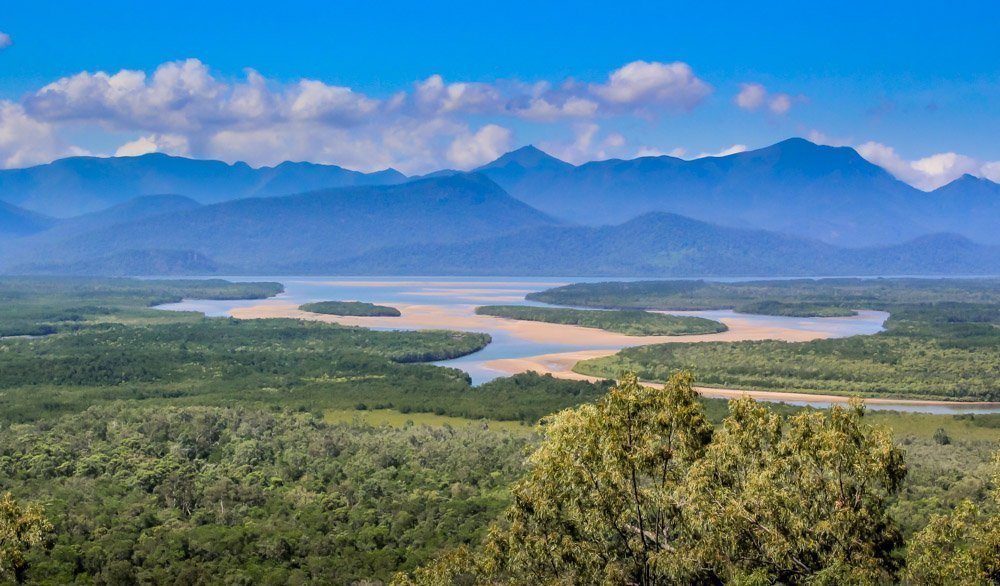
[734,83,799,115]
[115,133,191,157]
[590,61,711,111]
[540,123,632,164]
[768,93,792,114]
[806,130,851,147]
[4,58,719,172]
[446,124,513,168]
[735,83,766,110]
[694,144,748,159]
[0,32,11,49]
[0,101,81,168]
[856,141,1000,190]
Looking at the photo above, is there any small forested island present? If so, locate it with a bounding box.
[299,300,402,317]
[475,305,727,336]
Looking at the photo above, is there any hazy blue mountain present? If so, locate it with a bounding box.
[1,194,202,260]
[0,200,55,237]
[17,250,222,276]
[475,138,997,247]
[0,153,406,217]
[5,174,555,273]
[329,213,1000,277]
[925,175,1000,242]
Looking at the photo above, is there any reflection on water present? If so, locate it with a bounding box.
[155,276,997,414]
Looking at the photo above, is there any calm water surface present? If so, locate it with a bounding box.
[156,276,998,414]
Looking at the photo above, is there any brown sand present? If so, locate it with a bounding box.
[481,351,1000,408]
[230,301,842,345]
[227,295,997,408]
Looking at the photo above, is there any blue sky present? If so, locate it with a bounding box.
[0,0,998,188]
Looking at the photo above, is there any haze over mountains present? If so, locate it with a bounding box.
[0,154,406,217]
[0,138,996,277]
[474,139,997,247]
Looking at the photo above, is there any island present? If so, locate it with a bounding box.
[474,305,727,336]
[299,300,402,317]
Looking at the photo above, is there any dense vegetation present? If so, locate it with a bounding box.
[531,278,1000,401]
[395,374,1000,585]
[528,277,1000,315]
[0,406,531,584]
[0,277,283,337]
[0,318,494,425]
[0,277,997,582]
[577,302,1000,401]
[300,300,402,317]
[475,305,726,335]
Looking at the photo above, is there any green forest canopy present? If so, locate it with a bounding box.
[300,300,402,317]
[475,304,726,336]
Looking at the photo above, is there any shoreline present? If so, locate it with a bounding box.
[203,282,997,411]
[480,350,1000,409]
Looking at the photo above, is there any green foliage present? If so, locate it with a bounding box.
[401,373,908,584]
[475,305,726,335]
[0,276,283,336]
[300,300,402,317]
[576,309,1000,401]
[569,279,1000,401]
[903,454,1000,584]
[528,277,1000,314]
[0,493,51,584]
[0,318,491,424]
[0,405,531,585]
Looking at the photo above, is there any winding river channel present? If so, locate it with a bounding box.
[156,276,1000,414]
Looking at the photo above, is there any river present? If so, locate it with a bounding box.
[154,276,1000,414]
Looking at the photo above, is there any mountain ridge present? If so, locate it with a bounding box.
[0,152,407,217]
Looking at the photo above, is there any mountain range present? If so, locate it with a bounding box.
[0,138,996,277]
[473,139,997,247]
[0,153,405,217]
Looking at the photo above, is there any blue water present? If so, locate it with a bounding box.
[155,276,999,414]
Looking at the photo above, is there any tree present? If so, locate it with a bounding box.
[0,493,52,583]
[400,372,909,585]
[679,398,907,584]
[482,371,713,585]
[904,452,1000,585]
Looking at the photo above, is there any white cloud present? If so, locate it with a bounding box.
[115,133,191,157]
[734,82,800,115]
[446,124,513,168]
[0,32,11,49]
[288,79,378,125]
[694,144,748,159]
[806,130,851,147]
[10,59,717,172]
[735,83,766,110]
[768,93,792,114]
[540,123,632,164]
[856,141,1000,190]
[982,161,1000,183]
[512,96,599,121]
[414,75,503,115]
[590,60,711,111]
[0,101,81,168]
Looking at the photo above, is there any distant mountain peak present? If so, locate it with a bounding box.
[934,173,1000,194]
[477,145,573,171]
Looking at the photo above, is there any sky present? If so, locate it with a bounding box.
[0,0,998,189]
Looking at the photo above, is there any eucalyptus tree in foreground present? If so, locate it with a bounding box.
[0,493,51,583]
[395,372,909,585]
